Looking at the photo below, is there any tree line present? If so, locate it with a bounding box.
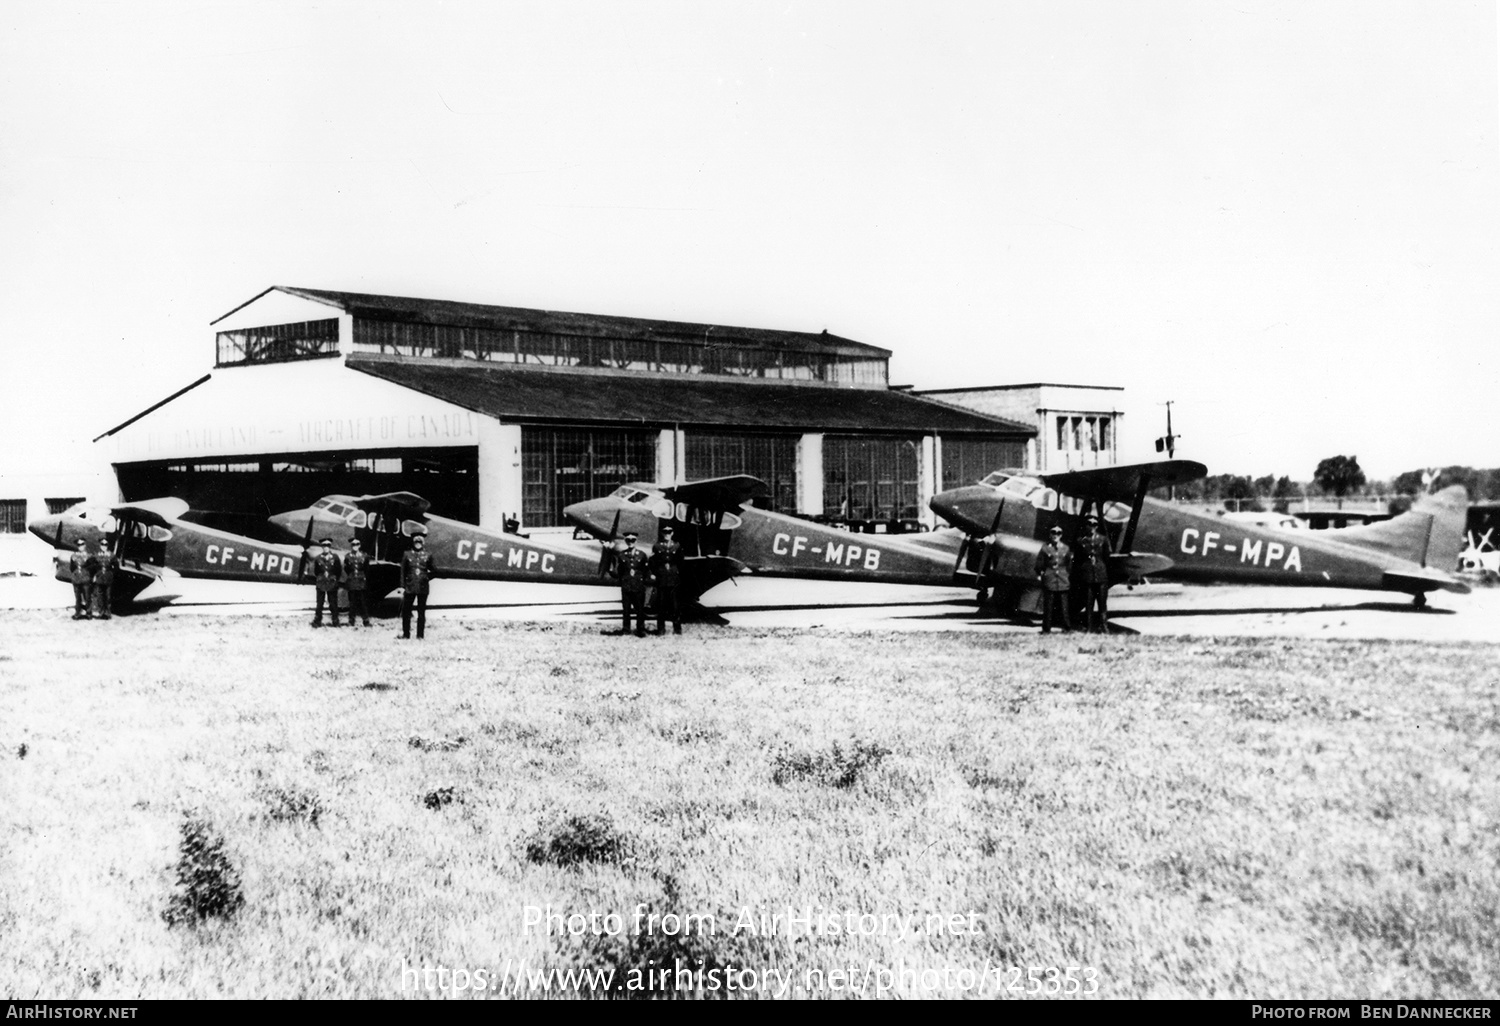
[1156,456,1500,512]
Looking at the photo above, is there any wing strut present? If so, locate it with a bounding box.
[1121,475,1152,553]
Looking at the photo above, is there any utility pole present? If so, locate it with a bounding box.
[1154,401,1181,500]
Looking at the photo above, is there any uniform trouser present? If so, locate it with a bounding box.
[1041,589,1072,633]
[401,591,428,637]
[314,588,341,626]
[655,585,681,632]
[73,583,93,618]
[1079,583,1109,631]
[94,583,113,617]
[621,590,646,634]
[347,588,370,625]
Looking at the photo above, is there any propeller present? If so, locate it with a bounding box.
[295,514,315,583]
[976,500,1007,582]
[597,509,622,577]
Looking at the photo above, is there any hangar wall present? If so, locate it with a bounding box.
[98,287,1037,536]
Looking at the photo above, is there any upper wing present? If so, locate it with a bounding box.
[660,476,769,512]
[352,491,432,520]
[1037,460,1207,501]
[111,497,190,527]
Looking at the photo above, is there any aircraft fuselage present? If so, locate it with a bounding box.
[564,494,966,585]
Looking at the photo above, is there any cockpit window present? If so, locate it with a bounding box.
[610,486,634,498]
[313,499,333,511]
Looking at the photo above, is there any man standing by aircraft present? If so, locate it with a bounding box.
[311,539,343,628]
[69,539,94,621]
[1074,514,1112,633]
[650,524,685,635]
[1034,525,1072,634]
[343,538,372,628]
[613,531,651,637]
[400,533,435,640]
[92,538,117,620]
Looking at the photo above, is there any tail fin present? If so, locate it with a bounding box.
[1327,485,1469,571]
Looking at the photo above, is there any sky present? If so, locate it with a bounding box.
[1,0,1495,483]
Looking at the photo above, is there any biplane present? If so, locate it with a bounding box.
[930,467,1471,609]
[564,475,989,597]
[27,498,350,609]
[268,491,701,592]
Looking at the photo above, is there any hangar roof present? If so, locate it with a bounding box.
[348,358,1033,436]
[239,286,890,359]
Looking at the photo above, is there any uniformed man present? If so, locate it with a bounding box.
[68,539,95,621]
[1034,524,1072,634]
[1074,514,1113,633]
[343,538,372,628]
[612,530,651,637]
[92,538,118,620]
[399,533,435,639]
[310,538,343,628]
[649,524,685,635]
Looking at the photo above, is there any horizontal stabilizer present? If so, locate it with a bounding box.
[354,491,432,519]
[111,497,190,527]
[1108,551,1173,584]
[1039,460,1208,501]
[682,554,749,596]
[1382,568,1470,596]
[663,476,769,512]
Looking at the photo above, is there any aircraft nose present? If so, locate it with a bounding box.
[562,500,603,533]
[267,510,307,540]
[929,490,962,524]
[929,488,991,533]
[27,514,65,546]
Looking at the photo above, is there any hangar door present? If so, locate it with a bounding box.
[822,435,922,523]
[684,432,798,514]
[116,448,478,540]
[941,437,1028,489]
[522,427,657,527]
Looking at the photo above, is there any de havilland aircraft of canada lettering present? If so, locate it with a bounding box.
[29,458,1470,616]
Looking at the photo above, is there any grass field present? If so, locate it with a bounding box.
[1,610,1497,999]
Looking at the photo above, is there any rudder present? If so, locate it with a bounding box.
[1326,485,1470,571]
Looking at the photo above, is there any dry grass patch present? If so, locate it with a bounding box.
[0,613,1497,998]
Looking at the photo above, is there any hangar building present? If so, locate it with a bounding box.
[97,288,1033,534]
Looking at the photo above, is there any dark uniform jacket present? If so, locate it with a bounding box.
[1074,530,1112,586]
[401,548,436,595]
[343,550,371,591]
[312,551,343,593]
[614,547,651,594]
[93,550,117,586]
[69,551,95,586]
[1034,541,1072,592]
[649,539,684,588]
